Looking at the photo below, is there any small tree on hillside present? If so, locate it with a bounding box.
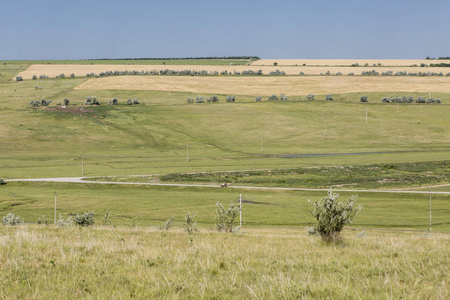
[215,202,240,233]
[325,94,334,101]
[306,189,362,243]
[306,94,315,101]
[360,96,368,102]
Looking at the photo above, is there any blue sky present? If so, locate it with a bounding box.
[1,0,448,60]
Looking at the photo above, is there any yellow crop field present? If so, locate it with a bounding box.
[252,59,450,67]
[16,64,450,79]
[75,75,450,95]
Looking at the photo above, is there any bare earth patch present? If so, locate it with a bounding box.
[74,75,450,95]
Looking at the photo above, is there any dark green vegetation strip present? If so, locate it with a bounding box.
[160,161,449,189]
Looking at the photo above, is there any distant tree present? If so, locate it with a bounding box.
[32,75,37,80]
[280,93,288,101]
[325,94,334,101]
[306,94,315,101]
[226,95,235,102]
[15,76,23,81]
[360,96,368,102]
[255,96,262,102]
[64,99,70,106]
[273,62,278,66]
[195,96,205,103]
[186,97,194,104]
[268,94,278,101]
[112,98,118,105]
[133,98,139,104]
[70,73,75,78]
[126,99,133,105]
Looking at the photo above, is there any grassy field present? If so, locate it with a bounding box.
[0,225,448,299]
[252,59,450,67]
[1,181,449,231]
[3,59,252,66]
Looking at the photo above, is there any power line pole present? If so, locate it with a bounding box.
[324,120,327,138]
[429,188,432,231]
[81,146,84,176]
[186,139,189,163]
[366,108,368,124]
[239,193,242,228]
[260,134,263,153]
[54,192,57,225]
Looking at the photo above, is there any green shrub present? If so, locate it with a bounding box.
[325,94,334,101]
[0,178,6,185]
[56,214,73,227]
[360,96,368,102]
[160,216,174,230]
[215,202,240,233]
[183,212,198,235]
[268,94,278,101]
[3,213,22,226]
[37,216,50,225]
[306,94,315,100]
[15,76,23,81]
[73,212,95,227]
[306,190,362,243]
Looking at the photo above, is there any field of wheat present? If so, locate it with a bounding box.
[251,59,450,66]
[74,75,450,95]
[15,64,450,79]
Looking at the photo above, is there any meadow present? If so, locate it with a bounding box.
[0,225,448,299]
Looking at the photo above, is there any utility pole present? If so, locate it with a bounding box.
[81,146,84,176]
[324,120,327,138]
[186,139,189,163]
[366,108,368,124]
[429,188,432,231]
[260,134,263,153]
[239,193,242,228]
[54,192,57,225]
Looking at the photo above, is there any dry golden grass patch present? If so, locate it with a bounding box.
[75,75,450,95]
[16,64,450,79]
[252,59,450,66]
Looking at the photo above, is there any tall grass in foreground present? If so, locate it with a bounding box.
[0,225,448,299]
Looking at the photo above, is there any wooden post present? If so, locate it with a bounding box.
[54,192,57,225]
[186,139,189,163]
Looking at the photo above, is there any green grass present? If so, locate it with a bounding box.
[0,225,448,299]
[1,182,449,231]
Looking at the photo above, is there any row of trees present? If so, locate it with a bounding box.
[29,97,140,107]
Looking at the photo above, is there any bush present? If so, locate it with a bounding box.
[56,214,73,227]
[3,213,22,226]
[37,216,50,225]
[160,216,174,230]
[273,62,278,66]
[325,94,334,101]
[195,96,205,103]
[268,94,278,101]
[215,202,240,233]
[32,75,37,80]
[183,212,198,235]
[133,98,139,104]
[226,95,235,102]
[306,94,315,101]
[186,97,194,104]
[126,99,133,105]
[307,190,362,243]
[280,93,288,101]
[112,98,118,105]
[360,96,368,102]
[0,178,6,185]
[70,73,75,78]
[73,212,95,227]
[56,73,65,79]
[63,99,70,106]
[15,76,23,81]
[255,96,262,102]
[207,95,220,103]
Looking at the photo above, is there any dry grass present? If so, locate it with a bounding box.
[252,59,450,67]
[0,225,448,299]
[16,64,450,79]
[75,75,450,95]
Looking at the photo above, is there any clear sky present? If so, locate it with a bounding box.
[1,0,449,60]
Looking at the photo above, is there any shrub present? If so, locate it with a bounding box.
[306,94,315,101]
[0,178,6,185]
[226,95,235,102]
[207,95,220,103]
[186,97,194,103]
[280,93,288,101]
[39,75,49,79]
[436,99,442,104]
[161,216,174,230]
[215,202,240,233]
[56,214,73,227]
[32,75,37,80]
[133,98,139,104]
[63,99,70,106]
[325,94,334,101]
[56,73,65,79]
[127,99,133,105]
[307,190,362,243]
[299,72,306,76]
[3,213,22,226]
[183,212,198,235]
[91,96,99,105]
[273,62,278,66]
[269,69,286,76]
[195,96,205,103]
[268,94,278,101]
[73,212,95,227]
[360,96,368,102]
[37,216,50,225]
[70,73,75,78]
[15,76,23,81]
[112,98,118,105]
[255,96,262,102]
[34,86,42,90]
